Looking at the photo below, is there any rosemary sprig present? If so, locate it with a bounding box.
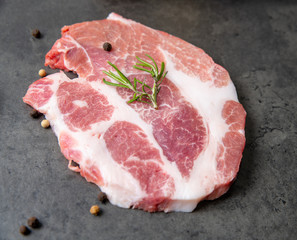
[102,54,167,109]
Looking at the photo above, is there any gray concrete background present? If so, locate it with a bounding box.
[0,0,296,239]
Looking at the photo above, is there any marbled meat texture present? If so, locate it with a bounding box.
[23,13,246,212]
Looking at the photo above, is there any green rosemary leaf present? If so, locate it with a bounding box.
[135,56,155,70]
[103,71,126,85]
[103,55,167,109]
[157,71,168,87]
[103,79,130,88]
[142,83,147,93]
[127,97,138,103]
[133,65,152,74]
[135,79,151,90]
[135,63,149,67]
[107,61,132,85]
[158,62,165,81]
[102,80,128,88]
[145,54,158,74]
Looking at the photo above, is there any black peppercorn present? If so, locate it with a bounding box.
[98,192,107,203]
[27,217,41,229]
[19,225,30,235]
[103,42,112,51]
[70,160,80,168]
[32,29,41,38]
[30,109,43,118]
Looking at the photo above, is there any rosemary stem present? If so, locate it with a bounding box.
[102,55,166,109]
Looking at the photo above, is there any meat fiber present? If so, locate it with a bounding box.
[23,13,246,212]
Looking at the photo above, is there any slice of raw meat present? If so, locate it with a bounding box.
[23,13,246,212]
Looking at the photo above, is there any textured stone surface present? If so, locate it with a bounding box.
[0,0,296,239]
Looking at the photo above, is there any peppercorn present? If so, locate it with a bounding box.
[90,205,100,216]
[98,192,107,203]
[103,42,112,51]
[27,217,41,229]
[70,160,80,168]
[30,109,43,119]
[19,225,30,235]
[38,69,47,77]
[32,29,41,38]
[41,119,50,128]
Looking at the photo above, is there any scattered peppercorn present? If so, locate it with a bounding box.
[41,119,50,128]
[19,225,30,235]
[70,160,80,168]
[32,29,41,38]
[27,217,41,229]
[38,69,47,77]
[30,109,43,119]
[98,192,107,203]
[103,42,112,51]
[90,205,100,216]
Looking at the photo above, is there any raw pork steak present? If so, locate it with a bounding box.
[23,13,246,212]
